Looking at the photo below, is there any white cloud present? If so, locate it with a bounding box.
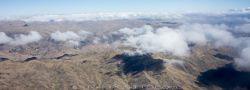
[163,59,184,66]
[10,31,43,45]
[0,32,13,44]
[0,31,42,45]
[50,30,92,47]
[50,31,80,42]
[235,24,250,33]
[234,47,250,72]
[179,24,237,47]
[67,40,80,47]
[115,24,238,57]
[119,25,189,56]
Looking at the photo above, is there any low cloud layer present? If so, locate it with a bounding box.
[179,24,237,47]
[112,23,250,72]
[233,38,250,72]
[50,30,92,47]
[0,32,13,44]
[163,59,184,66]
[19,12,182,22]
[235,24,250,33]
[120,25,189,56]
[0,31,42,45]
[235,47,250,72]
[114,24,237,56]
[50,31,80,42]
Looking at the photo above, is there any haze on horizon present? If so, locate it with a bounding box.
[0,0,250,17]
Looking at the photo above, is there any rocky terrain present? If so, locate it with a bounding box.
[0,17,249,90]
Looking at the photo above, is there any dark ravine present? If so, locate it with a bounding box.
[24,57,38,62]
[0,57,9,62]
[213,53,234,61]
[55,54,78,60]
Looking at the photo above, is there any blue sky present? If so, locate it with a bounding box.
[0,0,250,17]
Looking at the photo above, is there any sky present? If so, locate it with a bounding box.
[0,0,250,17]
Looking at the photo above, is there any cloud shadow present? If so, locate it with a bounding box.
[197,64,250,90]
[113,54,165,75]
